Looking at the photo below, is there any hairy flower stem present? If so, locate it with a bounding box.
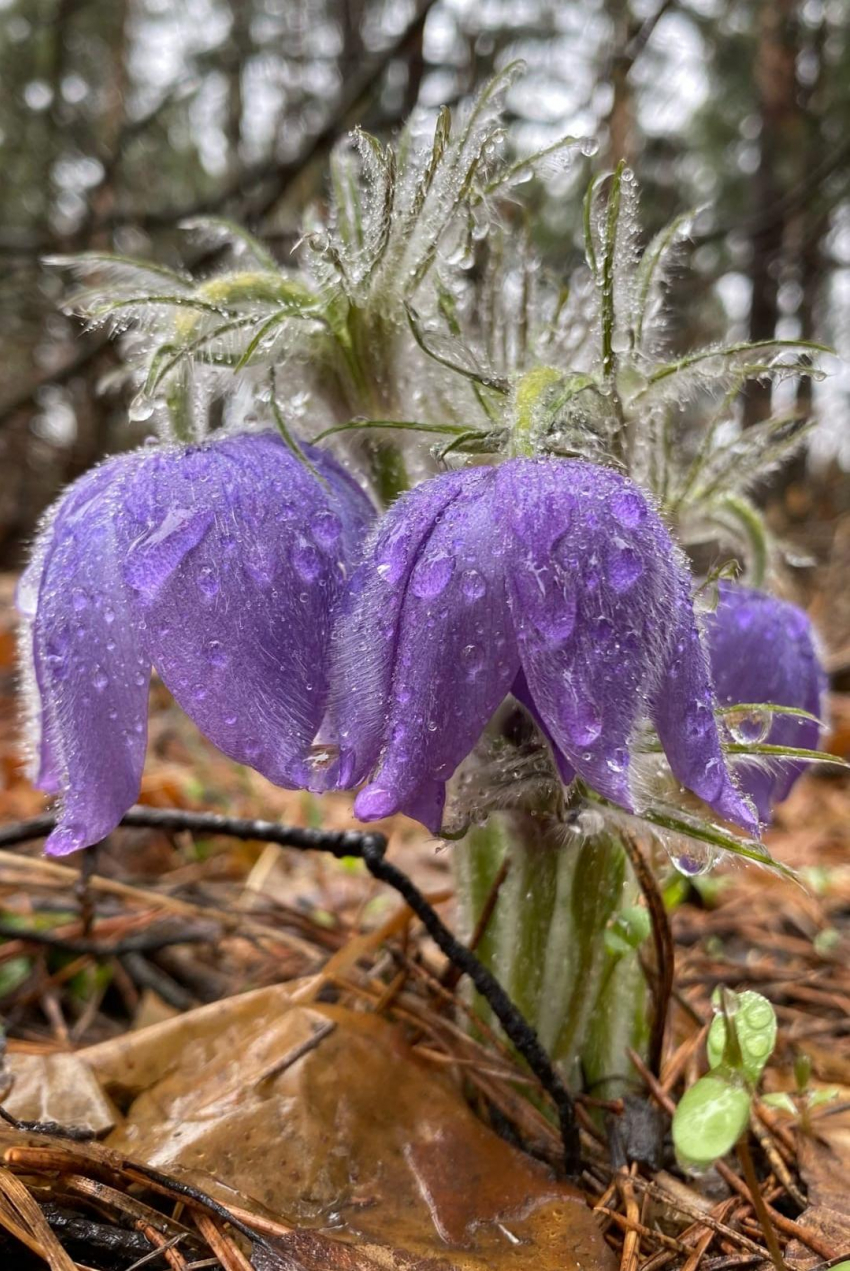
[456,815,651,1095]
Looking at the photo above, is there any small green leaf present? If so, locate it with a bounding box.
[0,956,32,997]
[673,1071,751,1171]
[761,1092,796,1115]
[795,1052,813,1091]
[484,134,582,196]
[813,927,840,955]
[605,905,651,955]
[707,989,776,1082]
[808,1085,841,1108]
[643,338,832,390]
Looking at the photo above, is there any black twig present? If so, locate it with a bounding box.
[0,808,379,856]
[359,838,581,1173]
[0,805,581,1172]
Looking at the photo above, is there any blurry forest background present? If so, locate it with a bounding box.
[1,0,850,655]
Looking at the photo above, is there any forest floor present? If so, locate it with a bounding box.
[0,572,848,1271]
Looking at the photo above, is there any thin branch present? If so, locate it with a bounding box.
[0,805,580,1173]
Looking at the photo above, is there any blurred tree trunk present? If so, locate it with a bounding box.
[744,0,801,429]
[606,0,636,166]
[764,7,826,521]
[225,0,252,178]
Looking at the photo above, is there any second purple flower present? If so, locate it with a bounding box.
[329,457,758,835]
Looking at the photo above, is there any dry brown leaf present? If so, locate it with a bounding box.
[81,992,614,1270]
[4,1051,118,1134]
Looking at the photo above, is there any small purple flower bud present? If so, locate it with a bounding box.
[704,581,827,822]
[329,457,757,835]
[18,432,373,856]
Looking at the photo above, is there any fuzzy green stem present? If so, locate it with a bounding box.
[456,814,651,1095]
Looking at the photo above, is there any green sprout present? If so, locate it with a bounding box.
[672,988,777,1172]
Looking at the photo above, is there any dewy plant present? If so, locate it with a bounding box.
[20,65,833,1111]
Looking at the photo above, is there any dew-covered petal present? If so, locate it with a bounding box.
[499,459,757,832]
[353,469,519,829]
[329,469,481,793]
[649,578,759,834]
[704,582,826,819]
[500,460,666,808]
[510,674,576,786]
[120,432,373,790]
[17,508,64,795]
[24,461,151,855]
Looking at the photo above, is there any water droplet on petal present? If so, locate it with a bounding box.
[609,545,645,593]
[607,747,628,773]
[461,643,485,676]
[726,706,772,744]
[411,552,454,599]
[71,589,88,612]
[124,508,213,600]
[197,567,220,599]
[460,569,486,601]
[611,489,647,528]
[685,702,713,740]
[313,510,342,548]
[205,640,228,668]
[671,849,716,877]
[92,666,109,691]
[568,695,602,746]
[291,537,322,582]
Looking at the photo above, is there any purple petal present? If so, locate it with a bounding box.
[353,469,519,829]
[24,461,151,855]
[339,456,759,836]
[120,432,373,789]
[649,577,759,834]
[511,670,576,785]
[500,460,673,810]
[705,582,826,819]
[330,469,480,796]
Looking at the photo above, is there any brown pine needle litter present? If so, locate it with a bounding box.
[0,688,847,1266]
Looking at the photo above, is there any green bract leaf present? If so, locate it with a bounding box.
[724,742,848,768]
[313,418,472,443]
[179,216,280,272]
[633,207,699,349]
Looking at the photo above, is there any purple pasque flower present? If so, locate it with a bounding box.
[328,457,757,835]
[18,431,373,856]
[705,581,826,822]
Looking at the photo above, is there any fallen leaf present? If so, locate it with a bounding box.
[4,1053,117,1135]
[80,991,614,1270]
